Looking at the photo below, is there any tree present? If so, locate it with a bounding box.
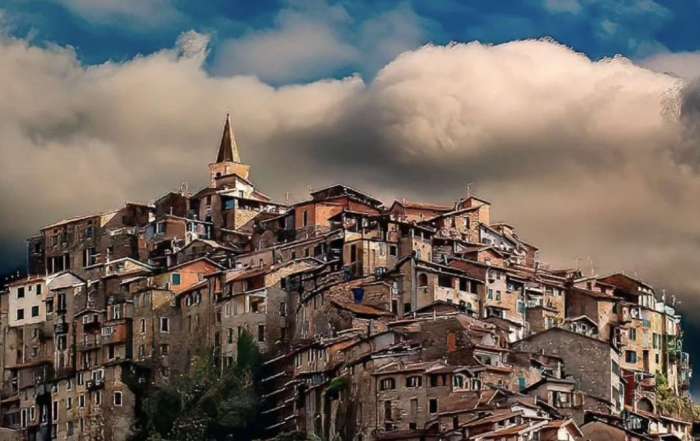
[132,332,264,441]
[655,371,698,420]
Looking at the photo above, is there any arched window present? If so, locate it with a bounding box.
[418,273,428,288]
[637,397,654,413]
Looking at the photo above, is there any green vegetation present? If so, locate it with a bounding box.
[655,372,700,421]
[132,332,264,441]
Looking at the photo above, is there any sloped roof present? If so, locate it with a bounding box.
[216,113,240,163]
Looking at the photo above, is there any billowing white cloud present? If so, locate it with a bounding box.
[641,51,700,80]
[2,32,700,314]
[212,0,429,83]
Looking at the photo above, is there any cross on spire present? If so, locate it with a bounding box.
[216,113,241,163]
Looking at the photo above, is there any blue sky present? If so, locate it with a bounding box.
[3,0,700,85]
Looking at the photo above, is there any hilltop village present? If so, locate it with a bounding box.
[0,116,694,441]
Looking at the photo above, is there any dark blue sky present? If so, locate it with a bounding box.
[3,0,700,84]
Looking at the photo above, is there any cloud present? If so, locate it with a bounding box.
[54,0,181,27]
[539,0,672,57]
[640,51,700,80]
[2,32,700,317]
[542,0,583,14]
[212,0,429,83]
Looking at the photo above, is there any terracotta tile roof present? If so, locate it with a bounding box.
[392,200,453,212]
[480,422,533,437]
[463,410,522,428]
[330,300,393,317]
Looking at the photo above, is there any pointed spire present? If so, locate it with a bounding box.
[216,113,240,163]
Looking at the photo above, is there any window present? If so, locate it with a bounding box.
[384,401,392,420]
[66,397,72,410]
[140,319,146,334]
[79,395,85,408]
[459,279,468,291]
[108,345,115,360]
[280,301,287,317]
[625,351,638,364]
[17,287,25,298]
[488,289,493,300]
[113,392,123,407]
[389,245,398,256]
[406,376,422,388]
[31,306,40,317]
[470,282,478,294]
[94,391,101,405]
[629,328,637,341]
[418,273,428,288]
[36,284,42,295]
[16,309,24,321]
[380,378,396,390]
[160,344,169,355]
[160,317,170,333]
[171,273,181,285]
[303,210,308,227]
[257,325,265,342]
[429,399,438,414]
[228,328,234,344]
[453,374,465,389]
[438,275,453,288]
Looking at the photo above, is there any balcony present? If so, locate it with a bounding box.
[54,321,69,334]
[101,323,129,345]
[82,316,100,332]
[77,339,101,352]
[86,378,104,391]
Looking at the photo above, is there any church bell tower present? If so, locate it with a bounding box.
[209,114,251,187]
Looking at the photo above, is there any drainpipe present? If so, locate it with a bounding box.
[410,229,417,312]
